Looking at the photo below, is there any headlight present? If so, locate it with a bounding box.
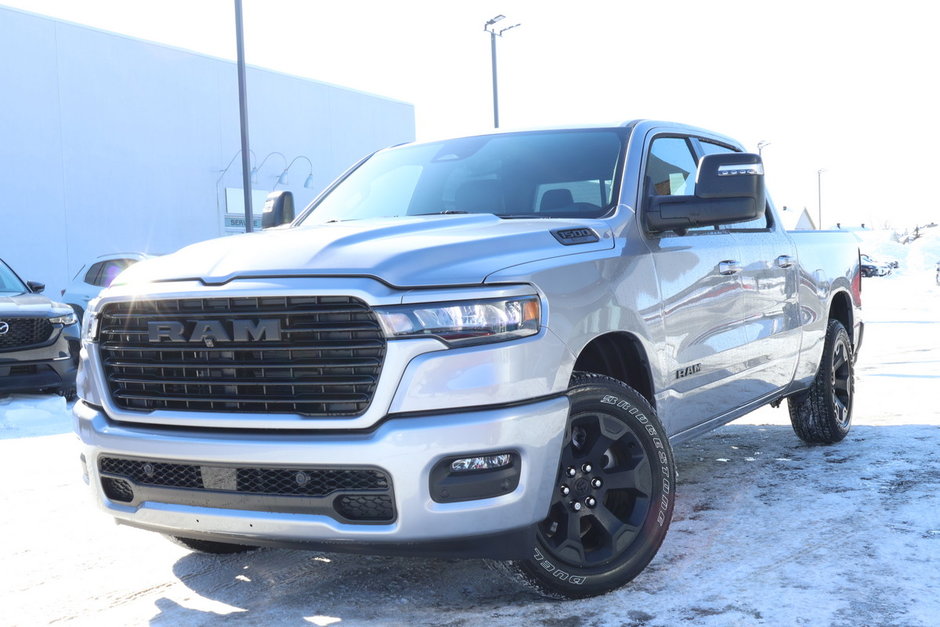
[49,312,78,326]
[81,310,100,342]
[375,296,540,346]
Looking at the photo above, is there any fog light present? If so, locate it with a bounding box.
[430,452,520,503]
[450,453,513,473]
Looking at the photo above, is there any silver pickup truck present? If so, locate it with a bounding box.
[74,120,862,598]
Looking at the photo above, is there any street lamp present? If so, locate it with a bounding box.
[484,15,520,129]
[274,155,316,190]
[817,168,826,230]
[757,140,771,156]
[251,151,287,185]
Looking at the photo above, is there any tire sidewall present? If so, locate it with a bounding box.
[822,320,853,436]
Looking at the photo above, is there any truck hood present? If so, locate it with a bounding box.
[115,214,614,288]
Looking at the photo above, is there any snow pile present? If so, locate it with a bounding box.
[0,393,71,439]
[861,226,940,281]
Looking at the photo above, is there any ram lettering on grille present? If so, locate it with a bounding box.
[147,319,281,344]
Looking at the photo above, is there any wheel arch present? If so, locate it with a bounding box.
[571,332,656,409]
[828,289,855,345]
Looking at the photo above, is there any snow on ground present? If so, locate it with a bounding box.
[2,230,939,626]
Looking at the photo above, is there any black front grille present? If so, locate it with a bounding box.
[97,296,386,416]
[98,456,395,522]
[0,317,53,350]
[334,495,396,521]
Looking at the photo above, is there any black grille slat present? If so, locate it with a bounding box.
[98,296,386,416]
[101,306,372,321]
[103,358,382,369]
[112,392,371,405]
[100,341,385,352]
[110,375,376,387]
[0,317,54,350]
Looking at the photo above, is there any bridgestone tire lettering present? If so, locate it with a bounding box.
[487,372,677,599]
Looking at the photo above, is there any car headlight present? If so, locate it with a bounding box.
[49,312,78,326]
[375,296,540,346]
[81,310,100,342]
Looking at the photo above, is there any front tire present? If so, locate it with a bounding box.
[788,319,854,444]
[490,372,676,599]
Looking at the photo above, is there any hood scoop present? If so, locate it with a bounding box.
[551,227,601,246]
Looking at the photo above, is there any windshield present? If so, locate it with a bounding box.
[299,129,626,224]
[0,259,28,294]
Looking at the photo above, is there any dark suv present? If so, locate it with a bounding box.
[1,257,80,399]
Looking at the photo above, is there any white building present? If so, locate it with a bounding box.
[778,206,817,231]
[0,6,415,296]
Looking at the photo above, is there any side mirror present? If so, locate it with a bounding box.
[695,152,766,205]
[646,153,765,233]
[27,280,45,293]
[261,191,295,229]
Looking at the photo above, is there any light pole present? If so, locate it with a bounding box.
[757,140,771,156]
[234,0,253,232]
[484,15,520,129]
[817,168,826,230]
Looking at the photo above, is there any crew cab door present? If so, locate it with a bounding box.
[641,135,755,433]
[695,140,802,395]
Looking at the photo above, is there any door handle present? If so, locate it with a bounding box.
[718,260,741,275]
[775,255,794,268]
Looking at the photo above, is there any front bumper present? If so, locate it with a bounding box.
[74,395,569,559]
[0,326,79,394]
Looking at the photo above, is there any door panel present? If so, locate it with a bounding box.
[650,231,753,433]
[732,225,801,396]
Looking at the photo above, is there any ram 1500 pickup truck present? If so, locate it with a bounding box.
[74,120,862,598]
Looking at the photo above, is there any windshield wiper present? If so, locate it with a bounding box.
[414,210,470,216]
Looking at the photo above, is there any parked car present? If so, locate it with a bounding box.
[1,257,80,400]
[860,253,893,277]
[61,253,151,320]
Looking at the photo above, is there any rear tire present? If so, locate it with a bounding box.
[164,534,257,554]
[489,372,676,599]
[788,319,854,444]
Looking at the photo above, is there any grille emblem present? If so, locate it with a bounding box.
[0,321,8,335]
[200,466,237,491]
[147,318,282,343]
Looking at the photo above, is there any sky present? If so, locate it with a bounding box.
[2,0,937,230]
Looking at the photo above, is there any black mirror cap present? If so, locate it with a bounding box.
[261,191,295,229]
[27,280,45,293]
[696,152,765,203]
[646,152,765,234]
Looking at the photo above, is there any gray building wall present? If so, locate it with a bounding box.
[0,6,415,296]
